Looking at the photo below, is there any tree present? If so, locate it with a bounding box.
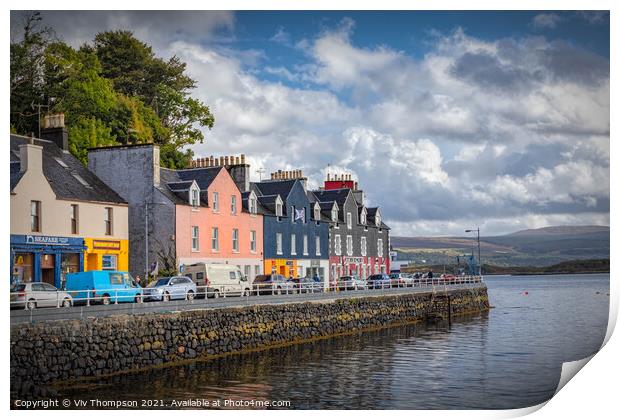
[10,11,54,135]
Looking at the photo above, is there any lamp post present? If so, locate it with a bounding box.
[145,202,167,282]
[465,227,481,276]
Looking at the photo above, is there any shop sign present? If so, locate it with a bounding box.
[11,234,83,247]
[285,260,294,266]
[344,257,364,264]
[310,259,321,267]
[92,240,121,250]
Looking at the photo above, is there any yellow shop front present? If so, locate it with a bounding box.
[84,238,129,272]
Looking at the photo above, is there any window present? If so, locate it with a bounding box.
[191,226,199,251]
[303,235,308,255]
[335,235,342,256]
[255,265,261,277]
[316,235,321,256]
[249,196,257,214]
[231,195,237,214]
[232,228,239,252]
[314,204,320,221]
[104,207,113,235]
[211,227,219,251]
[250,230,257,252]
[291,206,295,223]
[346,235,353,256]
[276,200,283,217]
[244,265,250,280]
[347,212,352,229]
[361,237,367,256]
[377,238,384,257]
[102,254,117,270]
[331,207,338,223]
[360,208,367,225]
[30,201,41,232]
[213,192,219,212]
[291,233,296,255]
[190,187,199,207]
[70,204,79,234]
[376,210,381,227]
[276,233,283,255]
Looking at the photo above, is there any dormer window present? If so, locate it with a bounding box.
[314,203,320,221]
[360,207,367,225]
[249,192,257,214]
[376,209,381,227]
[275,196,283,217]
[331,207,338,222]
[190,185,200,207]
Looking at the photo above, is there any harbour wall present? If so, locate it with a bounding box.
[11,286,489,398]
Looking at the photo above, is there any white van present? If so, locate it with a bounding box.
[181,263,251,298]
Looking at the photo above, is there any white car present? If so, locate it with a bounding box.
[10,282,73,310]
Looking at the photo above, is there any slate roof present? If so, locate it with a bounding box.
[158,167,223,207]
[256,194,284,215]
[9,134,126,204]
[311,188,350,207]
[253,179,296,199]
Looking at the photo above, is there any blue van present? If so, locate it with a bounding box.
[65,271,143,305]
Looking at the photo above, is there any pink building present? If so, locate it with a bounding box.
[168,165,264,281]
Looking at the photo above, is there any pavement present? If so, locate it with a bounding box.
[9,283,485,325]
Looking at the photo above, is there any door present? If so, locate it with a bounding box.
[41,254,55,285]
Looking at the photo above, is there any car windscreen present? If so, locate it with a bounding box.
[155,278,170,286]
[254,275,270,282]
[11,284,26,292]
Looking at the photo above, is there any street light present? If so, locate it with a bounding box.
[465,227,481,276]
[145,202,167,282]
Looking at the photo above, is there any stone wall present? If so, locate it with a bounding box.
[11,287,488,398]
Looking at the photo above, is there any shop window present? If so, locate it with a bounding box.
[61,253,80,288]
[13,253,34,284]
[101,254,118,271]
[30,201,41,232]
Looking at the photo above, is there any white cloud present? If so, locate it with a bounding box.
[532,13,563,29]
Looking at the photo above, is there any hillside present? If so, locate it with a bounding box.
[392,225,609,267]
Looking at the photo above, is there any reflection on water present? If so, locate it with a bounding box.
[57,274,609,409]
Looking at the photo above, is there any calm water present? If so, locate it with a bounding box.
[57,274,609,409]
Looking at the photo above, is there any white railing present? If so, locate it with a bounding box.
[9,276,484,311]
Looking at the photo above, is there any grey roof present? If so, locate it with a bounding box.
[253,179,296,199]
[158,167,224,207]
[9,134,126,204]
[311,188,350,207]
[256,194,284,215]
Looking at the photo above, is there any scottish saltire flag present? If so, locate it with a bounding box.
[295,208,305,221]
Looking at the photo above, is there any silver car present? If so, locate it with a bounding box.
[144,276,197,301]
[10,282,73,310]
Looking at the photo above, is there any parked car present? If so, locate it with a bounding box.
[65,271,143,305]
[440,274,457,284]
[366,274,392,289]
[288,277,324,293]
[181,263,251,298]
[253,274,292,295]
[144,276,196,301]
[338,275,367,290]
[10,282,73,310]
[389,273,414,287]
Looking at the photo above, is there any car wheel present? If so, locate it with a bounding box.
[102,295,111,305]
[187,290,195,301]
[26,300,36,310]
[275,287,282,295]
[62,298,72,308]
[243,288,250,297]
[163,292,170,302]
[135,294,143,304]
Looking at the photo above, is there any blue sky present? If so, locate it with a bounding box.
[12,10,610,236]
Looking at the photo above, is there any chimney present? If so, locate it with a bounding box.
[41,113,68,151]
[19,142,44,173]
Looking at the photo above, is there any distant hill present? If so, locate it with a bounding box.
[392,225,609,267]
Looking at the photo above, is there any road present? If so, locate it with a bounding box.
[10,283,485,325]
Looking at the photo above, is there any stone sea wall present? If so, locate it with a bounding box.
[11,287,489,398]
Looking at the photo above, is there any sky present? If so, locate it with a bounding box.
[10,10,610,236]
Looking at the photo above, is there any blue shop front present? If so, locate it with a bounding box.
[10,234,85,288]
